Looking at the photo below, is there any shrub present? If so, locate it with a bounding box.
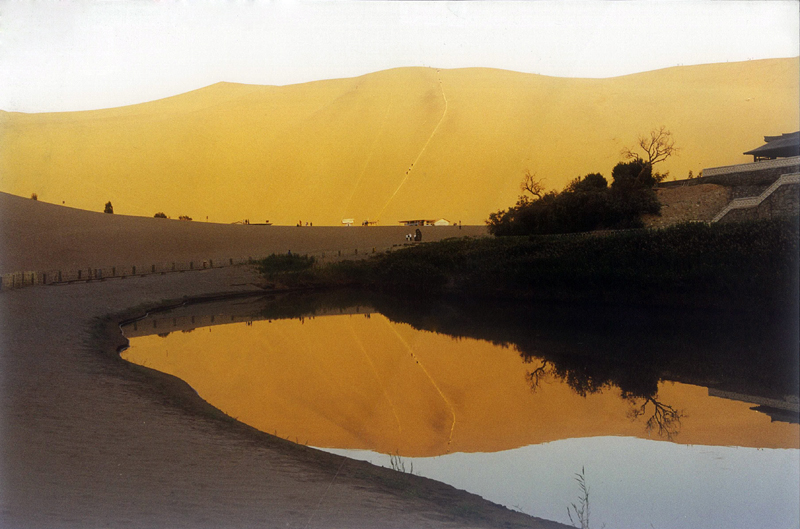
[488,166,661,236]
[257,253,315,280]
[154,212,167,218]
[280,218,797,308]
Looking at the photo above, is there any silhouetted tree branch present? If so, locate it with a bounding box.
[622,126,678,167]
[525,359,551,392]
[627,395,683,440]
[520,170,545,203]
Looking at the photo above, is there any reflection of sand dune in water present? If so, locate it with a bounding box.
[122,313,800,457]
[1,59,797,225]
[380,315,457,453]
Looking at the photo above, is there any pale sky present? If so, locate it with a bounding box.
[1,0,798,113]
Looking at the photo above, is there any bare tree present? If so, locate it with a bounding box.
[520,170,545,201]
[622,126,678,167]
[525,359,551,392]
[627,395,683,440]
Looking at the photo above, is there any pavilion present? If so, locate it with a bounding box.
[743,131,800,162]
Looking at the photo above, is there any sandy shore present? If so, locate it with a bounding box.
[0,196,565,528]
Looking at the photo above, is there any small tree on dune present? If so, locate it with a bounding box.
[104,201,114,214]
[154,212,167,218]
[520,170,546,204]
[621,126,678,183]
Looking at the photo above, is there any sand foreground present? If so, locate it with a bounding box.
[0,267,568,528]
[0,196,563,528]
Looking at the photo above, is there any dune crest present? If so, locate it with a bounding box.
[1,59,798,225]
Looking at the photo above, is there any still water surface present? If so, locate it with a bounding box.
[122,295,799,528]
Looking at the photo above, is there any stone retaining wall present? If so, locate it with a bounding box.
[660,156,800,192]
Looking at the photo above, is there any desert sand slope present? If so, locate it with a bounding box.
[1,59,798,225]
[0,191,485,274]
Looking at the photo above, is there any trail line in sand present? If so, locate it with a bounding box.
[340,92,396,223]
[382,318,457,453]
[375,70,448,222]
[347,321,404,436]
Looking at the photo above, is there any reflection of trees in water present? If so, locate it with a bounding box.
[249,290,791,432]
[524,358,613,396]
[626,396,683,440]
[524,359,551,392]
[524,356,684,440]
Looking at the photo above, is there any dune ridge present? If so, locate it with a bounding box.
[1,59,798,225]
[0,190,485,274]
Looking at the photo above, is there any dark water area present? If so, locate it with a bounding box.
[121,290,800,528]
[257,289,800,410]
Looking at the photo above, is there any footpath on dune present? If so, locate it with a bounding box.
[2,59,797,225]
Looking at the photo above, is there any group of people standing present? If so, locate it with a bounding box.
[404,229,422,243]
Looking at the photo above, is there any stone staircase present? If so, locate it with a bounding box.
[711,172,800,223]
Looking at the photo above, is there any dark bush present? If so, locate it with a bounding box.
[257,253,316,280]
[488,166,661,236]
[273,218,797,309]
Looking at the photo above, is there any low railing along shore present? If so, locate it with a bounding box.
[0,243,415,292]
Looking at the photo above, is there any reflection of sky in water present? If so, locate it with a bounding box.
[324,438,800,529]
[123,305,800,528]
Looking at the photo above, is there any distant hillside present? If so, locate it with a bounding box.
[0,191,484,274]
[1,59,798,225]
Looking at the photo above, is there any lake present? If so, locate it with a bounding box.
[121,292,800,528]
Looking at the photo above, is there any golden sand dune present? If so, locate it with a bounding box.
[1,59,798,225]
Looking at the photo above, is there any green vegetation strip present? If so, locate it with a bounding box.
[257,219,798,308]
